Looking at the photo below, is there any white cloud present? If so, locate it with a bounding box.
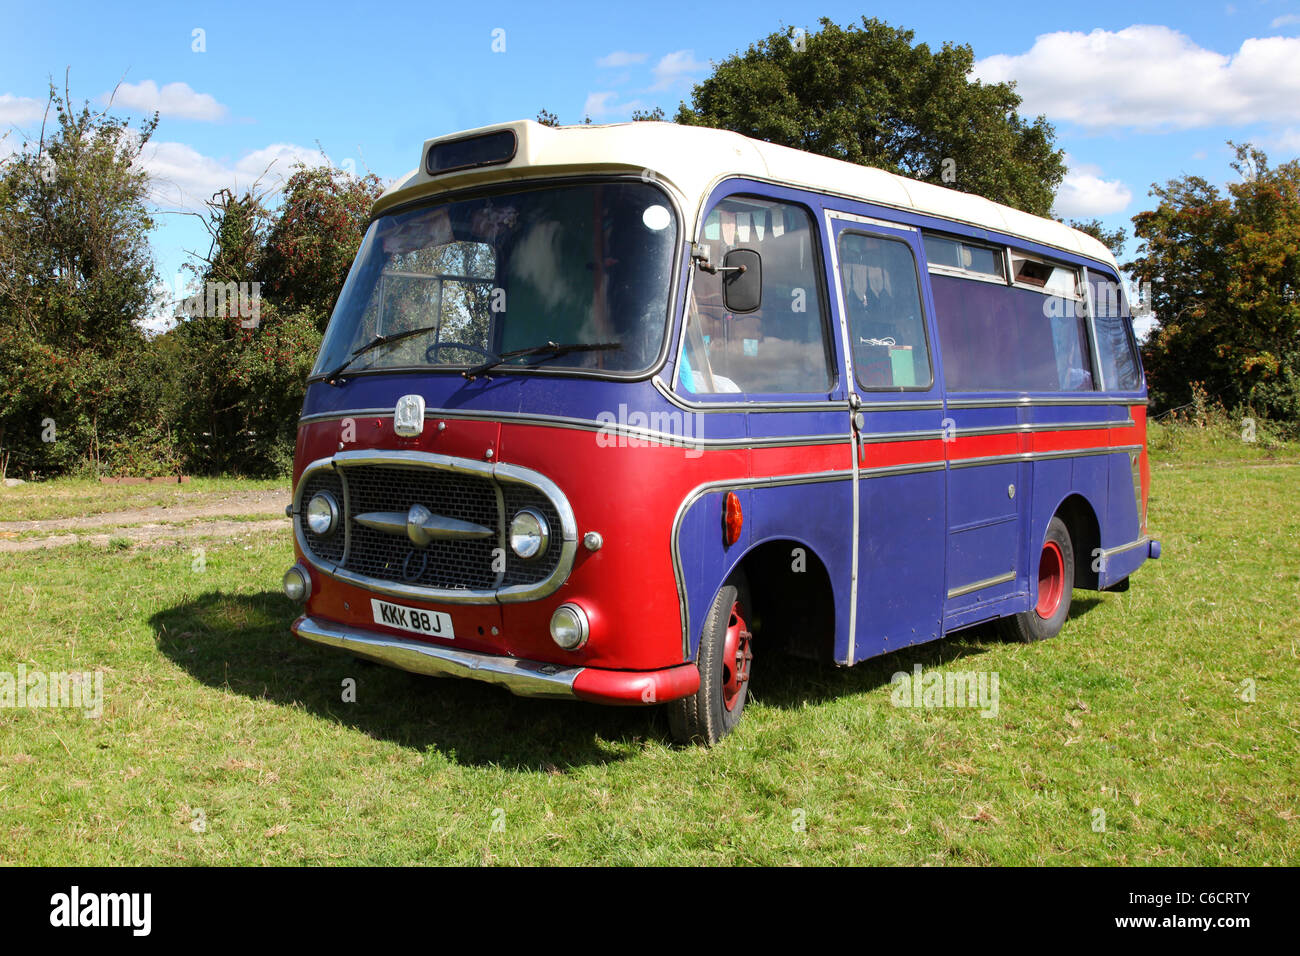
[581,91,650,120]
[0,92,46,127]
[649,49,707,91]
[1053,160,1133,218]
[1273,127,1300,156]
[597,50,648,68]
[1271,14,1300,28]
[108,81,229,122]
[973,25,1300,130]
[140,139,325,211]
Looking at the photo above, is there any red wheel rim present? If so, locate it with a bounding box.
[720,601,752,712]
[1035,540,1065,619]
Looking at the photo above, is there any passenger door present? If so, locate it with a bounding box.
[827,212,947,662]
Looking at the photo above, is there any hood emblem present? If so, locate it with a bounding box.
[394,394,425,437]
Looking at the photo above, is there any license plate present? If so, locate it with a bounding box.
[370,599,454,639]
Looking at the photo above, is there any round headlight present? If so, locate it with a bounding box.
[509,508,549,559]
[282,565,311,603]
[549,603,590,650]
[305,492,339,536]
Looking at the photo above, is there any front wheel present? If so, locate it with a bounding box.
[667,574,753,746]
[1001,516,1074,643]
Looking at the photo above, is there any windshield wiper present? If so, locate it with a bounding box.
[321,324,443,385]
[462,341,621,381]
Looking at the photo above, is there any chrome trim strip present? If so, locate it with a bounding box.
[946,395,1142,408]
[303,406,1133,443]
[826,209,862,667]
[670,469,854,658]
[861,460,946,478]
[947,444,1143,469]
[825,209,919,232]
[925,262,1008,285]
[651,375,848,414]
[1101,535,1151,559]
[856,420,1135,443]
[293,450,578,605]
[947,569,1016,599]
[293,616,581,699]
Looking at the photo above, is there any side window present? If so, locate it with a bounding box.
[1089,271,1143,391]
[679,197,831,395]
[839,232,932,389]
[932,252,1093,393]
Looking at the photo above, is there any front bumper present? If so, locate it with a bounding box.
[292,616,699,706]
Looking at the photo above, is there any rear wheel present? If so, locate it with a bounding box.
[668,574,753,746]
[1001,516,1074,643]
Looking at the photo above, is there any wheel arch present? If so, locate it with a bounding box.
[1051,492,1102,591]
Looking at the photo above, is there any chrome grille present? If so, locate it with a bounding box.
[294,452,574,603]
[345,464,499,590]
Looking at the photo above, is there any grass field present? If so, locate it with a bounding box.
[1,433,1296,865]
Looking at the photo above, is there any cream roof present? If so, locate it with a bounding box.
[374,119,1117,270]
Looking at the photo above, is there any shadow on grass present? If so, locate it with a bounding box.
[749,593,1107,709]
[150,590,667,770]
[150,589,1108,766]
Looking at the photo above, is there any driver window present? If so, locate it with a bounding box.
[838,232,933,389]
[678,197,832,395]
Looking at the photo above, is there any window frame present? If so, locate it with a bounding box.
[673,190,839,400]
[1084,265,1146,394]
[839,227,937,392]
[922,232,1008,286]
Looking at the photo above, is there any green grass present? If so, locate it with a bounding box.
[0,448,1296,865]
[0,476,287,523]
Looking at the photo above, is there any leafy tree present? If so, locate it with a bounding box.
[172,165,382,475]
[1129,144,1300,422]
[0,81,168,477]
[676,16,1066,216]
[259,163,383,327]
[1068,218,1127,259]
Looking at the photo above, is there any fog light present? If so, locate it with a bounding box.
[282,565,311,603]
[509,508,549,559]
[306,492,339,536]
[549,603,589,650]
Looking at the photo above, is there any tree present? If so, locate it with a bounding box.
[676,16,1066,217]
[0,80,168,476]
[1128,144,1300,421]
[1068,218,1127,259]
[259,163,383,327]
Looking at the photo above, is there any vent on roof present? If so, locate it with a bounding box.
[425,130,517,176]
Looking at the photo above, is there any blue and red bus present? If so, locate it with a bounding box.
[282,120,1160,744]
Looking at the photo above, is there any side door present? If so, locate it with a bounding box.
[826,212,947,662]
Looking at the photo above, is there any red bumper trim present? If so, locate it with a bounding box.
[572,663,700,706]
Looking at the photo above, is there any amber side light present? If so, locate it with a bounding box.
[723,491,743,546]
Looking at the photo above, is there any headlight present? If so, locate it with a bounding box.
[282,565,311,602]
[305,492,339,536]
[549,603,589,650]
[509,508,549,559]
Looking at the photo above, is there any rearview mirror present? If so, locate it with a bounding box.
[722,249,762,314]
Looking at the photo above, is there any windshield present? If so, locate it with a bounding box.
[312,181,678,379]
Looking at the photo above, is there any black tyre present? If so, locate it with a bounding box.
[1001,516,1074,643]
[668,574,753,746]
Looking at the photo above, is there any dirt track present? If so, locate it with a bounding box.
[0,490,291,552]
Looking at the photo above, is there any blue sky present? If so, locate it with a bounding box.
[3,0,1299,330]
